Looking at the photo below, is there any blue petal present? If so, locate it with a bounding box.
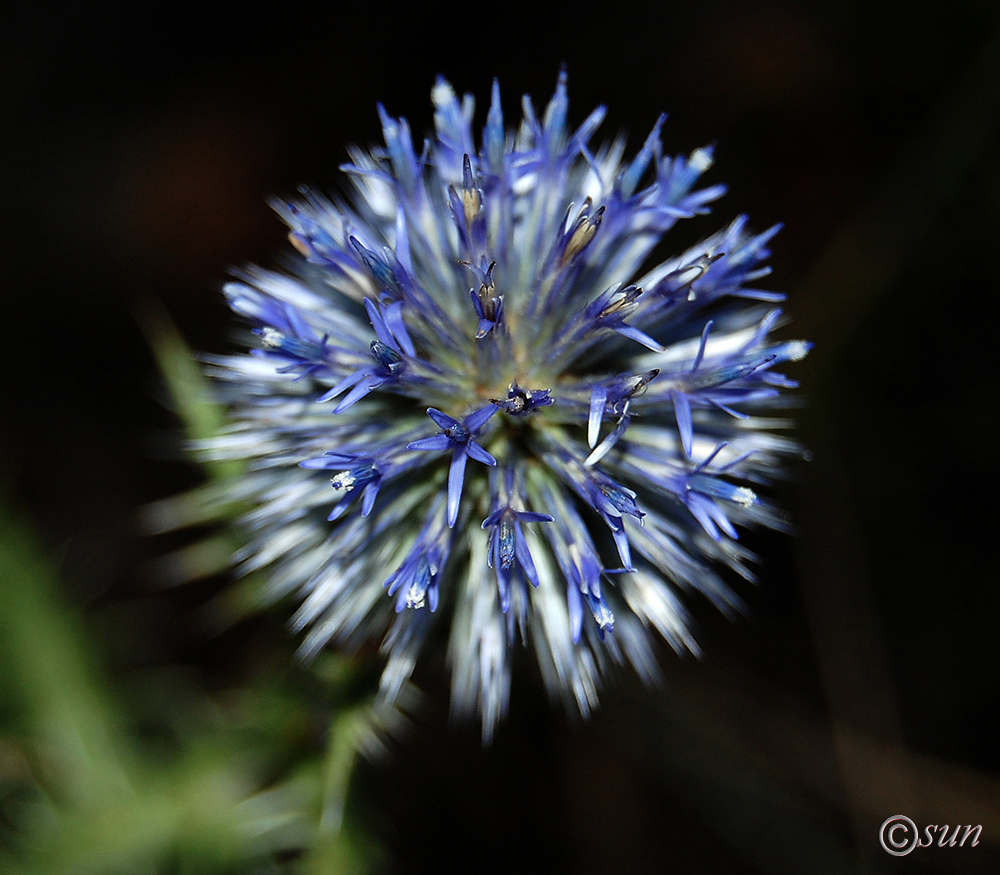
[333,376,384,412]
[361,482,380,516]
[611,525,633,570]
[514,522,540,587]
[620,113,665,198]
[615,324,665,352]
[394,205,412,273]
[465,403,498,432]
[588,385,607,448]
[466,441,497,467]
[515,511,554,524]
[693,320,713,370]
[427,407,460,431]
[484,79,505,172]
[672,390,693,457]
[447,445,468,527]
[482,508,504,529]
[408,434,451,452]
[381,300,415,357]
[318,368,368,403]
[567,584,584,644]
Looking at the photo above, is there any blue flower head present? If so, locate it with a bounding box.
[208,74,810,740]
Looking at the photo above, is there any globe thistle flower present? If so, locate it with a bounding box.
[204,74,809,740]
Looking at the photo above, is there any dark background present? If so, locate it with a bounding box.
[3,0,999,872]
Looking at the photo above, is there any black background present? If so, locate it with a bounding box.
[3,1,1000,872]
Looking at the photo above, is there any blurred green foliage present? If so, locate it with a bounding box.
[0,319,391,874]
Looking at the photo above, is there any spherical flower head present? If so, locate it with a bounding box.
[207,73,810,741]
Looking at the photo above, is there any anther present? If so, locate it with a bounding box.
[561,198,605,265]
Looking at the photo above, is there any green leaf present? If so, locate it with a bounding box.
[139,303,243,481]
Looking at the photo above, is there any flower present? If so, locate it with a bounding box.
[205,73,809,740]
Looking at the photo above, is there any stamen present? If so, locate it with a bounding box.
[460,154,481,229]
[561,198,605,265]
